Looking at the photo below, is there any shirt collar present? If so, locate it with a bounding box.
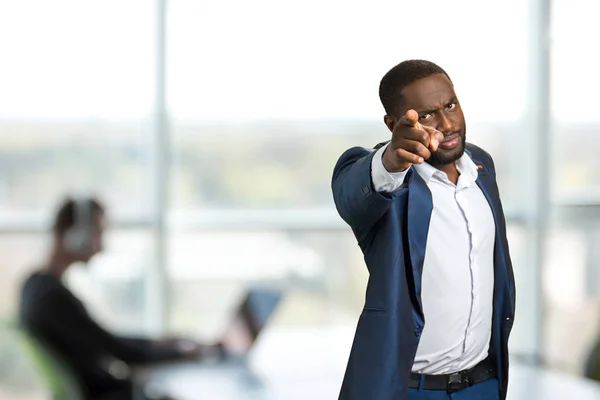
[413,151,479,185]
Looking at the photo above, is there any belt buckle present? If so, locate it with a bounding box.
[447,372,469,393]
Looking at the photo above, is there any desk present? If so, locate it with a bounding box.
[138,327,600,400]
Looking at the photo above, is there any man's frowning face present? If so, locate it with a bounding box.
[397,73,466,166]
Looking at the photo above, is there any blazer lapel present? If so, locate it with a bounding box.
[472,157,510,307]
[406,169,433,321]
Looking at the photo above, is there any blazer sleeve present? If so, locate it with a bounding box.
[331,146,395,234]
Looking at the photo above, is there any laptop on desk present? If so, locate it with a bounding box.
[202,287,284,365]
[136,288,283,398]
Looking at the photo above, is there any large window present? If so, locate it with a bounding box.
[165,0,535,355]
[0,1,156,331]
[1,0,596,380]
[544,0,600,374]
[0,1,155,218]
[167,0,530,211]
[551,0,600,200]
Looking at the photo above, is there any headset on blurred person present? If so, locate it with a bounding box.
[62,197,94,255]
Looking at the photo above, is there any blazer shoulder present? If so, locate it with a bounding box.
[336,140,390,164]
[340,145,373,157]
[465,142,496,171]
[334,145,375,169]
[373,140,390,151]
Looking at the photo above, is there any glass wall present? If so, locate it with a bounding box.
[545,0,600,374]
[165,0,536,352]
[0,1,598,390]
[0,0,156,333]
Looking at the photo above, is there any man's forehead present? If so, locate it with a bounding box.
[400,74,455,107]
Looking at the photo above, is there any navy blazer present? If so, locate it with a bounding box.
[331,142,516,400]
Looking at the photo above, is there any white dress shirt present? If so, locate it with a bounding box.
[371,143,496,375]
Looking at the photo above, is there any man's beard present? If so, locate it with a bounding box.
[427,131,466,166]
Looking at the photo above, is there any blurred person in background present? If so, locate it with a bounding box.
[18,196,210,400]
[331,60,515,400]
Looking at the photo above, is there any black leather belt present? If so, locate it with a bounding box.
[408,357,496,393]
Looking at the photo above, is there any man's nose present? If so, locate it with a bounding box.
[437,112,455,133]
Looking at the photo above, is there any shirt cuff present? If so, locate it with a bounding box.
[371,143,410,193]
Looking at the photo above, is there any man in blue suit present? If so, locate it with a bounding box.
[331,60,515,400]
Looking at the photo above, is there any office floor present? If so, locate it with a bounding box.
[139,326,600,400]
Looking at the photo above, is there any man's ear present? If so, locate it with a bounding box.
[383,115,395,133]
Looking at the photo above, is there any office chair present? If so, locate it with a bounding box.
[18,330,85,400]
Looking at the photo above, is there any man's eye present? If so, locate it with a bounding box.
[447,103,456,110]
[420,113,432,120]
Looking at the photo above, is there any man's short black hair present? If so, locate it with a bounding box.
[379,59,451,116]
[52,197,104,235]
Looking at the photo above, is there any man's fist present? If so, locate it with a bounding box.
[382,109,444,173]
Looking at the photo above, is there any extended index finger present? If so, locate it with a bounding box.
[397,109,419,127]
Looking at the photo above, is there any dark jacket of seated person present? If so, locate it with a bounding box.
[19,272,188,397]
[19,197,201,400]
